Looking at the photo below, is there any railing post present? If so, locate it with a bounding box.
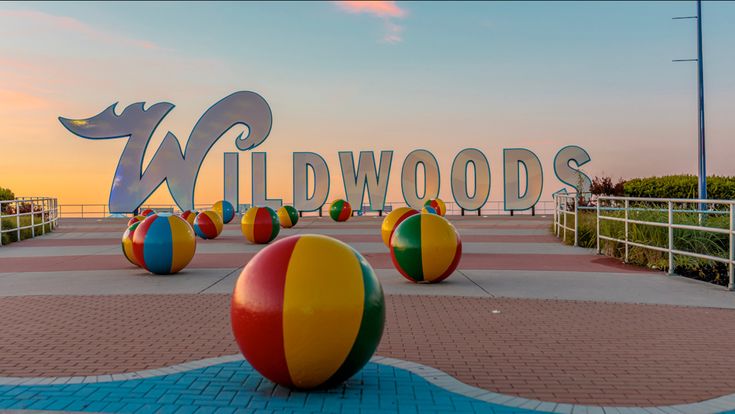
[564,198,569,242]
[31,199,35,238]
[0,202,3,247]
[668,201,674,275]
[624,199,629,263]
[41,199,46,235]
[81,204,84,219]
[596,199,601,254]
[553,195,558,236]
[573,196,578,246]
[15,200,20,242]
[729,203,733,291]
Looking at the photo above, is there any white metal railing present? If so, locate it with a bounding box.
[0,197,59,246]
[552,193,735,290]
[58,200,556,218]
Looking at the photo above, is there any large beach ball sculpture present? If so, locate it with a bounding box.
[380,207,419,247]
[213,200,235,224]
[423,199,446,216]
[193,210,224,240]
[127,215,146,227]
[390,214,462,283]
[180,210,199,227]
[329,199,352,222]
[231,234,385,390]
[132,214,196,275]
[277,205,299,228]
[241,206,280,244]
[121,222,141,267]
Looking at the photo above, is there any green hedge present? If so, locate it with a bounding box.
[624,175,735,200]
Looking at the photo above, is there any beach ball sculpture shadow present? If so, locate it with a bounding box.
[381,207,419,247]
[194,210,224,239]
[132,214,196,275]
[241,206,279,244]
[329,199,352,222]
[390,214,462,283]
[121,222,141,267]
[277,205,299,228]
[423,199,446,216]
[231,234,385,390]
[213,200,235,224]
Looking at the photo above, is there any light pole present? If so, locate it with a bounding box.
[673,0,706,209]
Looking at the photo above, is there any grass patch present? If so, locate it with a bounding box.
[557,205,732,287]
[1,214,54,245]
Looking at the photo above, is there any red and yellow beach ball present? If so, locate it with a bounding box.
[132,214,196,275]
[231,234,385,389]
[140,208,155,217]
[277,205,299,228]
[390,214,461,283]
[329,199,352,222]
[180,210,199,227]
[194,210,223,240]
[241,206,280,244]
[423,199,446,216]
[121,222,141,267]
[127,215,146,227]
[380,207,419,247]
[213,200,235,224]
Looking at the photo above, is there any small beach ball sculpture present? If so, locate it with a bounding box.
[180,210,199,227]
[329,199,352,222]
[140,208,155,217]
[127,215,146,227]
[213,200,235,224]
[390,214,462,284]
[194,210,224,240]
[131,214,196,275]
[380,207,419,247]
[231,234,385,390]
[423,199,446,216]
[241,206,280,244]
[121,222,141,267]
[421,206,437,215]
[277,205,299,228]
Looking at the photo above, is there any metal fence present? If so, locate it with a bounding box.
[553,193,735,290]
[0,197,59,246]
[58,200,556,218]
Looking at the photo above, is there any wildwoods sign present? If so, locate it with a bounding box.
[60,91,591,214]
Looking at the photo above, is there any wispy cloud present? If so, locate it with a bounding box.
[0,10,159,50]
[333,1,407,43]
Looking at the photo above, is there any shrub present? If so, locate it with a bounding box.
[590,176,625,196]
[624,175,735,200]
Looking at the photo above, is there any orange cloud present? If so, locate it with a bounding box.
[0,10,159,50]
[334,1,406,18]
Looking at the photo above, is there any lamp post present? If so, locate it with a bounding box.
[673,0,706,210]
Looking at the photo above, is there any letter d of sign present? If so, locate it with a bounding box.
[59,91,272,213]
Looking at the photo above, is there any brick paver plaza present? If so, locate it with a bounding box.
[0,216,734,413]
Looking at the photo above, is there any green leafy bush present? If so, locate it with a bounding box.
[624,175,735,200]
[0,187,13,201]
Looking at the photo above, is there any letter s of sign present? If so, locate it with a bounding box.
[59,91,272,213]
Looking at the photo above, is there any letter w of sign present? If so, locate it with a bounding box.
[59,91,272,213]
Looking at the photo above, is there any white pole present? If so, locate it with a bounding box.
[624,199,629,263]
[596,199,601,254]
[729,203,733,290]
[668,201,674,275]
[574,195,579,247]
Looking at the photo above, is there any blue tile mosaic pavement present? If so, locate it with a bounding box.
[0,361,549,413]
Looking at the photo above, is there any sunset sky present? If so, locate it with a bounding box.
[1,1,734,208]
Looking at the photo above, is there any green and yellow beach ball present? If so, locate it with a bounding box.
[390,214,462,283]
[380,207,419,247]
[231,234,385,389]
[277,205,299,228]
